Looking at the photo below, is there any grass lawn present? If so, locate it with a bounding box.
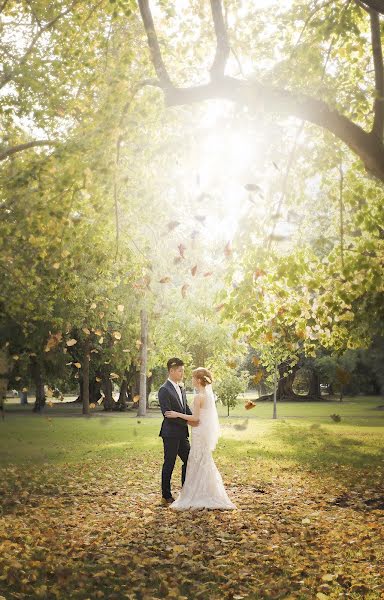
[0,397,383,599]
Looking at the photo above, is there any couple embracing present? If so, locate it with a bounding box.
[158,357,237,511]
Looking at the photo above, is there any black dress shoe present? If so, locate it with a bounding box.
[161,496,175,506]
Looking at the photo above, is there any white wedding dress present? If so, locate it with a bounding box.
[170,384,237,511]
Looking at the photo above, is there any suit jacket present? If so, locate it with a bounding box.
[158,380,193,438]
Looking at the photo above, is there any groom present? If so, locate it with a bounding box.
[158,357,196,505]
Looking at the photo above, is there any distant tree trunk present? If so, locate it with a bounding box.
[31,357,45,412]
[0,349,9,420]
[82,340,90,415]
[273,364,278,419]
[90,377,102,405]
[102,373,114,411]
[146,373,153,408]
[117,376,128,411]
[137,309,148,417]
[308,370,321,399]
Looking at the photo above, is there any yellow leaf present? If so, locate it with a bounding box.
[90,302,97,309]
[316,594,329,600]
[96,377,102,382]
[52,262,60,269]
[117,304,124,312]
[66,339,77,346]
[113,331,121,340]
[110,372,119,379]
[99,337,104,344]
[12,355,19,360]
[321,574,334,582]
[73,362,81,368]
[82,327,90,335]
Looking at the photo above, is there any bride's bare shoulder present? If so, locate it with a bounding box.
[193,392,205,408]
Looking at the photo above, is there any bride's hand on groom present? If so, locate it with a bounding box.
[164,410,179,418]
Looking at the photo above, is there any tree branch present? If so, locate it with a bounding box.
[369,9,384,138]
[138,8,384,183]
[209,0,230,80]
[137,0,173,88]
[0,140,57,162]
[358,0,384,13]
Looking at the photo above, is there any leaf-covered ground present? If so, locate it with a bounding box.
[1,401,383,599]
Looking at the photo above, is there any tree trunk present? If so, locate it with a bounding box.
[82,340,90,415]
[308,370,321,399]
[137,309,148,417]
[102,374,114,411]
[273,364,278,419]
[117,377,128,411]
[0,349,9,420]
[31,357,45,413]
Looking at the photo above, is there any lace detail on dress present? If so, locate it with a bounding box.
[170,408,237,511]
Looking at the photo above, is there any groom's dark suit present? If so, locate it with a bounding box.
[158,379,193,500]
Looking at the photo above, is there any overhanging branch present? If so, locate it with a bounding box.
[209,0,230,80]
[0,140,57,162]
[138,2,384,182]
[358,0,384,13]
[369,9,384,138]
[137,0,173,88]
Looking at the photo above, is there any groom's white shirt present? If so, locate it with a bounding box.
[167,378,184,411]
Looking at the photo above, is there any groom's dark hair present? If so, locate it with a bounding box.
[167,357,184,371]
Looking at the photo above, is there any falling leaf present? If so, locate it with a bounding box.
[272,161,280,170]
[45,332,63,352]
[215,303,225,311]
[89,403,96,409]
[96,377,102,382]
[191,265,197,276]
[244,183,263,195]
[194,215,206,224]
[245,401,257,410]
[173,256,182,264]
[113,331,121,340]
[177,243,186,258]
[253,371,263,384]
[159,277,171,284]
[12,355,19,360]
[224,242,232,258]
[203,271,213,277]
[167,220,180,232]
[66,339,77,347]
[133,394,140,402]
[181,284,189,298]
[117,305,124,312]
[73,362,81,369]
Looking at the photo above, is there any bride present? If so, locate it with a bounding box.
[164,367,237,511]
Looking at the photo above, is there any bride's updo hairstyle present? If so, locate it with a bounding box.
[192,367,213,387]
